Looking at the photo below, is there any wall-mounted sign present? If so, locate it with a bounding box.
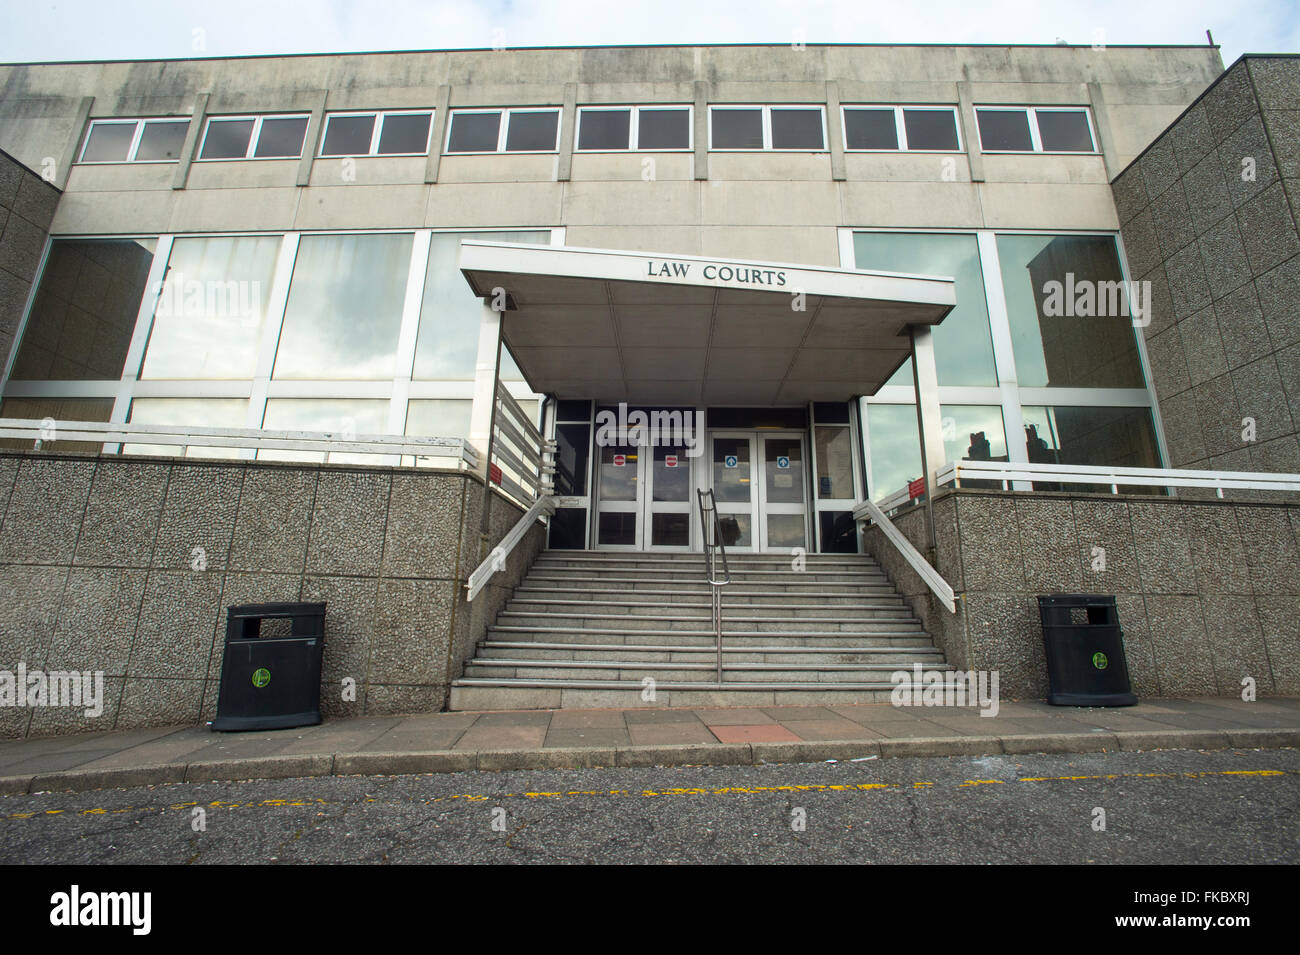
[488,463,502,485]
[908,477,926,499]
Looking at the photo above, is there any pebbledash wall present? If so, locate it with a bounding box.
[1112,55,1300,474]
[0,450,541,738]
[866,491,1300,700]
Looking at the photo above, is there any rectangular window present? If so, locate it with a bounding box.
[272,233,413,380]
[576,106,692,151]
[320,110,433,156]
[975,106,1096,153]
[842,106,961,152]
[709,105,826,151]
[445,108,561,153]
[198,114,309,160]
[78,119,190,163]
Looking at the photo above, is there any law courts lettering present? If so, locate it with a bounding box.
[646,259,787,287]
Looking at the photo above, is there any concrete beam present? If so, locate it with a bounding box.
[694,80,709,181]
[557,82,577,182]
[54,96,94,190]
[825,81,846,182]
[956,81,984,184]
[425,85,451,184]
[295,90,329,187]
[171,92,207,191]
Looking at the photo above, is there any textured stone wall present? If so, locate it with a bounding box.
[0,149,58,366]
[1112,56,1300,475]
[865,489,1300,701]
[0,451,542,738]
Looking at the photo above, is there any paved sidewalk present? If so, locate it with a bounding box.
[2,697,1298,795]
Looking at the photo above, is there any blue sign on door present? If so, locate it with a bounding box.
[776,455,790,469]
[723,454,738,469]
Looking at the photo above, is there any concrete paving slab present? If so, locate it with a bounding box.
[627,721,717,745]
[782,718,885,741]
[708,724,801,744]
[453,725,548,750]
[543,727,632,747]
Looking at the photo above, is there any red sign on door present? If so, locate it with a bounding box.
[908,477,925,499]
[612,454,626,467]
[664,454,678,468]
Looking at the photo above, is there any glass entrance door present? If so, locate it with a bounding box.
[594,441,695,550]
[708,431,809,552]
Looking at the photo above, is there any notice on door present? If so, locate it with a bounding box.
[664,454,678,468]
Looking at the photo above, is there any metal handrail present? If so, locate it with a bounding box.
[853,497,957,614]
[696,488,731,682]
[466,493,556,601]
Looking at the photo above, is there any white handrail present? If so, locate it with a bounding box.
[937,459,1300,496]
[0,417,478,467]
[466,494,556,601]
[853,497,957,614]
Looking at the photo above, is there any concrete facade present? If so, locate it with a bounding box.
[865,490,1300,700]
[0,150,58,369]
[1113,56,1300,475]
[0,450,541,738]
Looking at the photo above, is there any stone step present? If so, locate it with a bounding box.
[527,567,889,583]
[477,644,945,665]
[534,550,876,564]
[494,612,920,632]
[448,682,934,710]
[509,587,902,607]
[521,574,899,594]
[463,661,953,682]
[481,631,939,648]
[503,598,909,616]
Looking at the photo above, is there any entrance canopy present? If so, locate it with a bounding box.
[459,241,956,405]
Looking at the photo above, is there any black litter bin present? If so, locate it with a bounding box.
[211,602,326,731]
[1038,594,1137,706]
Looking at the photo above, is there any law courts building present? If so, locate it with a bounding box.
[1,42,1298,735]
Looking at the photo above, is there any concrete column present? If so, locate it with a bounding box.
[557,82,577,182]
[55,96,94,190]
[171,93,207,190]
[956,81,984,183]
[825,81,846,182]
[468,298,504,476]
[910,325,945,549]
[295,90,329,187]
[693,81,709,181]
[1087,82,1121,181]
[424,85,451,183]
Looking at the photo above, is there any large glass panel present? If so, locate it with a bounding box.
[815,425,855,499]
[996,234,1145,388]
[259,398,390,464]
[126,398,248,458]
[867,403,1007,499]
[140,235,280,379]
[253,116,308,158]
[1036,110,1093,152]
[80,122,135,162]
[404,398,471,438]
[651,444,689,501]
[597,444,638,501]
[767,513,806,548]
[819,511,857,553]
[412,230,549,380]
[764,437,804,503]
[903,109,959,150]
[712,437,752,502]
[504,110,559,151]
[10,238,156,381]
[0,397,113,452]
[770,108,824,149]
[377,113,431,154]
[844,108,898,150]
[321,115,376,156]
[447,112,500,153]
[1022,405,1159,468]
[711,108,763,149]
[717,513,751,548]
[135,120,189,161]
[578,109,630,150]
[200,119,254,159]
[651,512,689,547]
[638,108,690,149]
[853,232,997,386]
[553,423,590,496]
[977,109,1033,151]
[598,512,636,546]
[273,233,412,380]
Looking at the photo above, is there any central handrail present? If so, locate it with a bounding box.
[696,488,731,682]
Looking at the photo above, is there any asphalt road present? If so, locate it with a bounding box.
[2,747,1297,865]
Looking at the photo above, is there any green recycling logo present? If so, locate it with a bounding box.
[251,668,272,688]
[1091,652,1109,670]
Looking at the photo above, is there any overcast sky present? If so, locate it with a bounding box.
[1,0,1295,65]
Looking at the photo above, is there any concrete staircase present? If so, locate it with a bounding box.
[449,550,954,709]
